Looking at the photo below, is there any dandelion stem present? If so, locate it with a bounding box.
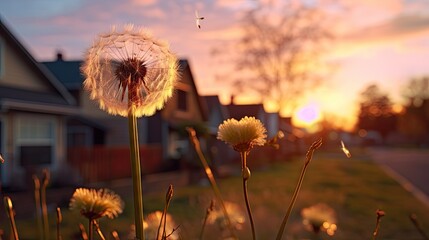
[241,151,256,240]
[93,220,106,240]
[56,207,62,240]
[156,185,173,240]
[79,223,88,240]
[88,219,93,240]
[199,200,214,240]
[276,138,322,240]
[33,175,43,240]
[4,197,19,240]
[186,128,236,239]
[410,214,429,240]
[372,209,385,240]
[128,104,145,240]
[41,169,50,240]
[111,231,120,240]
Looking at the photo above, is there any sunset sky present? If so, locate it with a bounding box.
[1,0,429,131]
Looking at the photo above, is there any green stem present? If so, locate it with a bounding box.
[275,161,308,240]
[88,219,93,240]
[241,152,256,240]
[276,138,322,240]
[187,128,236,239]
[56,207,62,240]
[33,176,43,240]
[41,171,50,240]
[4,197,19,240]
[199,200,214,240]
[128,106,145,240]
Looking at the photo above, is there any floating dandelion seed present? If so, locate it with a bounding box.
[82,25,179,117]
[195,10,205,29]
[341,140,351,158]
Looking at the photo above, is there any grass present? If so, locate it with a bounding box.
[6,149,429,239]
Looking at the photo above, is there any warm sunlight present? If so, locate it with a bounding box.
[292,103,322,131]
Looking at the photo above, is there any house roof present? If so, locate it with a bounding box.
[0,17,77,114]
[227,103,265,120]
[203,95,229,119]
[43,57,83,90]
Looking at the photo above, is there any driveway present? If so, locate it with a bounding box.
[368,147,429,207]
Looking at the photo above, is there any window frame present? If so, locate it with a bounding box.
[15,115,57,166]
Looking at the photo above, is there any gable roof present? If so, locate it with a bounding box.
[178,59,208,121]
[203,95,229,119]
[43,56,83,90]
[0,17,77,113]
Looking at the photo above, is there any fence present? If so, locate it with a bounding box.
[67,144,163,183]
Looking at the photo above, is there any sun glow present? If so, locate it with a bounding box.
[292,103,322,131]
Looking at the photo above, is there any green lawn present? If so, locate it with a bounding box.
[9,149,429,239]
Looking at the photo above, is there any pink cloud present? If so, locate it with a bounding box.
[131,0,157,6]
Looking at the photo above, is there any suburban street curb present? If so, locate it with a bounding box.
[377,163,429,209]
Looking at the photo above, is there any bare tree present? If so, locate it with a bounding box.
[402,76,429,107]
[215,1,338,115]
[357,84,396,141]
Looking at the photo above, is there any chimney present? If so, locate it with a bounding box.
[56,50,63,61]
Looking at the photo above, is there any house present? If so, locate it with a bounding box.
[0,18,78,188]
[201,95,231,168]
[43,54,208,181]
[227,96,279,138]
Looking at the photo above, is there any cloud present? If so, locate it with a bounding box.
[131,0,157,6]
[332,13,429,58]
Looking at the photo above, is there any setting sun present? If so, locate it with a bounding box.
[292,103,322,131]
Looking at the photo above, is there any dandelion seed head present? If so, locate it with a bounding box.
[301,203,336,235]
[69,188,124,220]
[217,116,267,152]
[143,211,179,240]
[207,201,245,230]
[82,25,179,117]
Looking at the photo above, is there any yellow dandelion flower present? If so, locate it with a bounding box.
[82,24,179,117]
[217,116,267,152]
[69,188,124,220]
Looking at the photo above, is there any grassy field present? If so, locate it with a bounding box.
[9,149,429,239]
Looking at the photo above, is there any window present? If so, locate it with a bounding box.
[16,117,55,166]
[177,89,188,111]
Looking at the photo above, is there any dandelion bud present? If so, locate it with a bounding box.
[242,167,251,180]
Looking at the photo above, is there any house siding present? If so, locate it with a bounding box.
[1,112,66,187]
[0,35,52,92]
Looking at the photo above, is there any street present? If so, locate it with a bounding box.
[369,148,429,208]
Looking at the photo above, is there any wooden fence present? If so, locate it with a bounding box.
[67,145,163,183]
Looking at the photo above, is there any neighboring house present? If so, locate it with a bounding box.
[202,95,230,166]
[0,18,78,188]
[227,96,279,138]
[202,95,229,135]
[43,54,207,179]
[43,52,107,147]
[146,59,208,169]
